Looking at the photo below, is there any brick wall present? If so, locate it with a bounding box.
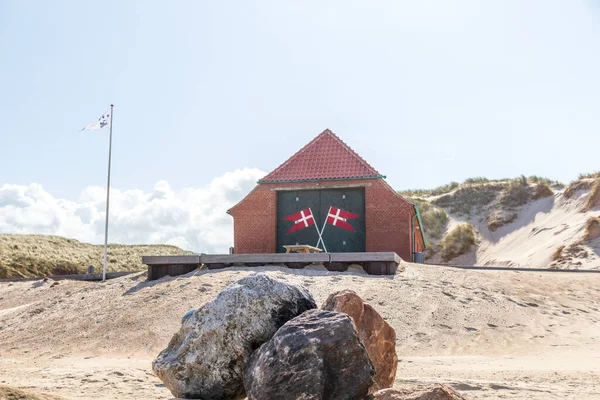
[228,178,418,260]
[364,179,415,260]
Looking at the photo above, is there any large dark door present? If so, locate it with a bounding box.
[276,187,365,253]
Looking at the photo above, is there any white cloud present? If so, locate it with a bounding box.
[0,168,266,253]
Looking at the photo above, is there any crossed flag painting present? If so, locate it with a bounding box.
[325,206,360,232]
[284,206,359,252]
[284,208,317,233]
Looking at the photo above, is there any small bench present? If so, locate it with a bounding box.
[282,245,323,254]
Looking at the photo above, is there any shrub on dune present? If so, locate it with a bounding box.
[410,198,449,240]
[583,217,600,242]
[439,223,476,262]
[551,245,565,262]
[582,179,600,212]
[532,182,554,200]
[498,176,531,208]
[564,172,598,200]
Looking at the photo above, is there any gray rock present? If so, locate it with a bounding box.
[244,309,375,400]
[152,273,316,400]
[181,308,197,324]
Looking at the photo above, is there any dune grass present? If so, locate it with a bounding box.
[430,176,557,218]
[527,176,562,186]
[400,176,560,203]
[564,172,599,199]
[432,184,503,215]
[564,181,590,199]
[551,245,565,262]
[498,176,531,208]
[532,182,554,200]
[564,173,600,210]
[486,210,517,232]
[583,217,600,242]
[399,181,460,198]
[411,198,449,240]
[578,171,600,180]
[582,179,600,212]
[0,234,194,279]
[439,223,476,262]
[463,177,491,185]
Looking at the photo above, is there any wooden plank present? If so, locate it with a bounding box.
[142,255,200,265]
[168,264,197,276]
[363,262,388,275]
[152,265,169,280]
[201,253,329,264]
[325,262,349,272]
[147,265,155,281]
[329,252,401,264]
[146,263,199,281]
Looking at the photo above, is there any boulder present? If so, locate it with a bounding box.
[244,309,375,400]
[181,307,197,324]
[322,290,397,391]
[152,273,316,400]
[368,385,468,400]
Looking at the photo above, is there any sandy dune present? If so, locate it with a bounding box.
[475,191,599,269]
[1,264,599,399]
[432,182,600,269]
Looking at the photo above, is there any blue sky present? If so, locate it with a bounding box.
[1,1,599,250]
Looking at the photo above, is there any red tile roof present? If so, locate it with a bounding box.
[259,129,383,183]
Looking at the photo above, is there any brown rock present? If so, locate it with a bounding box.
[369,384,469,400]
[322,290,397,391]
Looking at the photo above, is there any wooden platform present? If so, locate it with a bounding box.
[142,252,402,281]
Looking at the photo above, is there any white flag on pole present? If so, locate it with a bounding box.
[81,110,111,131]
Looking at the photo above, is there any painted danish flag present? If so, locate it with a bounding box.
[284,208,316,234]
[326,206,359,232]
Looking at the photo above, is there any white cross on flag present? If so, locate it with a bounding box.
[326,206,359,232]
[284,208,315,234]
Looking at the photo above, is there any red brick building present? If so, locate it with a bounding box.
[227,129,426,261]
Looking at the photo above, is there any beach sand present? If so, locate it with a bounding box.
[1,264,599,399]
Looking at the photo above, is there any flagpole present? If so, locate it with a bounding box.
[315,207,329,252]
[316,218,328,251]
[102,104,114,282]
[313,220,327,253]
